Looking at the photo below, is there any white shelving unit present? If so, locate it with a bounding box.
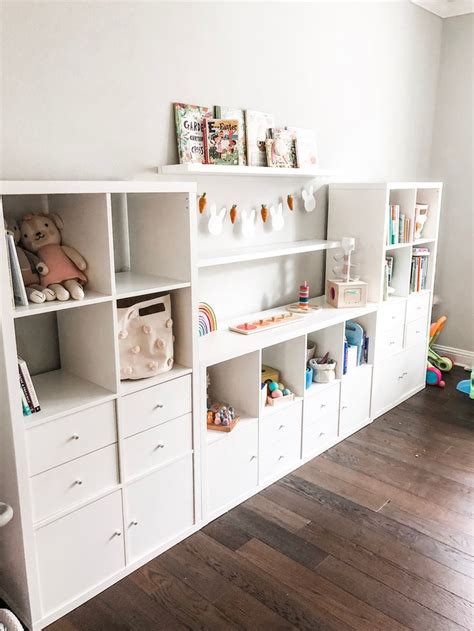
[0,179,442,631]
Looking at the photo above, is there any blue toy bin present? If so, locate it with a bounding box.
[305,366,313,389]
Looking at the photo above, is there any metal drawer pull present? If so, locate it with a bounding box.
[71,434,80,440]
[278,455,285,460]
[320,403,327,409]
[416,330,421,334]
[250,455,257,461]
[398,375,404,379]
[155,443,165,450]
[402,371,408,376]
[74,479,83,486]
[389,341,395,345]
[342,405,348,410]
[131,520,138,526]
[279,424,285,430]
[114,530,122,537]
[154,403,164,410]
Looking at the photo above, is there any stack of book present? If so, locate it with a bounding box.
[18,356,41,416]
[410,248,430,292]
[386,205,411,246]
[173,103,318,168]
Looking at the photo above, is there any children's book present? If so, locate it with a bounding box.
[291,128,318,168]
[18,356,40,413]
[203,119,240,166]
[267,128,297,168]
[174,103,212,164]
[245,110,274,167]
[214,106,246,165]
[5,233,28,306]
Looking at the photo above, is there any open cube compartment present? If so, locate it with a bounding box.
[343,311,376,376]
[306,323,344,395]
[261,336,306,413]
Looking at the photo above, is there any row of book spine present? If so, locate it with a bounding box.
[410,248,430,292]
[387,204,412,246]
[18,356,41,416]
[343,336,369,374]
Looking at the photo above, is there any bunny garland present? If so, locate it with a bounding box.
[207,204,226,236]
[302,185,316,212]
[270,203,284,231]
[241,209,256,238]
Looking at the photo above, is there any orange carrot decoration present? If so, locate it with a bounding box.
[261,204,268,223]
[198,192,207,214]
[230,204,237,224]
[287,194,294,211]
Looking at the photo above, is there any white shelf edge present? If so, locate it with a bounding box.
[13,292,112,319]
[158,164,336,178]
[199,239,341,268]
[114,272,191,299]
[260,395,303,418]
[384,237,436,252]
[119,364,192,396]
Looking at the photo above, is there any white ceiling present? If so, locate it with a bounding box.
[411,0,474,18]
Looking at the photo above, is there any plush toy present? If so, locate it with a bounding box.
[20,211,88,301]
[4,218,56,304]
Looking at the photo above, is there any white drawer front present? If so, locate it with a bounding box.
[122,375,192,437]
[376,325,404,361]
[303,384,340,456]
[27,402,116,476]
[31,445,119,522]
[36,491,125,616]
[207,419,258,515]
[400,344,426,395]
[260,401,302,450]
[340,366,372,436]
[126,456,194,562]
[378,300,406,332]
[259,429,301,481]
[405,316,428,349]
[124,413,192,480]
[406,292,430,323]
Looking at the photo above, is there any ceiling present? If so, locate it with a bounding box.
[411,0,474,17]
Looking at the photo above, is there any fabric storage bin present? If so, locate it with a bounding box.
[310,359,337,383]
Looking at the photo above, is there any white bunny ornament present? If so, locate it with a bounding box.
[241,209,256,238]
[302,185,316,212]
[270,203,284,231]
[208,204,226,236]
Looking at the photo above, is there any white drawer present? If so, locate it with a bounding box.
[259,429,301,482]
[122,375,192,437]
[340,365,372,436]
[260,401,302,449]
[31,445,119,523]
[405,316,428,349]
[302,383,339,456]
[406,292,430,323]
[207,419,258,515]
[124,413,192,480]
[376,325,404,360]
[36,491,125,616]
[126,456,194,562]
[27,402,117,476]
[401,344,426,394]
[378,299,406,332]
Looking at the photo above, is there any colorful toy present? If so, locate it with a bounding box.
[207,204,226,236]
[207,402,239,432]
[198,192,207,214]
[241,209,256,238]
[20,210,88,301]
[229,311,305,335]
[263,379,294,407]
[305,366,313,389]
[302,185,316,212]
[456,367,474,399]
[198,302,218,336]
[299,281,309,311]
[426,363,445,388]
[428,317,453,372]
[270,203,284,231]
[287,194,294,211]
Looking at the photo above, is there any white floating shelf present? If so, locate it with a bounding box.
[199,239,340,268]
[158,164,336,178]
[13,291,112,319]
[115,272,190,299]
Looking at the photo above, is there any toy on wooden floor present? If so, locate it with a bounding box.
[428,316,453,372]
[198,192,207,214]
[208,204,226,235]
[207,402,239,432]
[327,237,367,308]
[426,363,445,388]
[287,194,294,211]
[270,203,284,231]
[198,302,218,336]
[241,209,256,238]
[302,185,316,212]
[229,311,304,335]
[20,210,88,301]
[456,366,474,399]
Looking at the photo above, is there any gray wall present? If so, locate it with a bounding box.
[430,13,473,353]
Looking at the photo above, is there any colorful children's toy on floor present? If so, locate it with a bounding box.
[428,316,453,371]
[426,362,445,388]
[457,366,474,399]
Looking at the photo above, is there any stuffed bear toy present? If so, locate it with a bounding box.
[4,218,56,304]
[20,211,88,301]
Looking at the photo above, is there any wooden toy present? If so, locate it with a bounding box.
[270,203,284,231]
[261,365,280,384]
[299,280,309,311]
[287,194,294,211]
[206,402,240,432]
[229,311,304,335]
[198,302,217,336]
[264,379,295,407]
[230,204,237,224]
[326,279,367,308]
[261,204,268,223]
[198,192,207,214]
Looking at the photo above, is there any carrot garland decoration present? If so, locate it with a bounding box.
[198,192,207,214]
[230,204,237,224]
[287,194,294,211]
[261,204,268,223]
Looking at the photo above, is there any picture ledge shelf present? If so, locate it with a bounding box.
[158,164,336,178]
[199,238,341,268]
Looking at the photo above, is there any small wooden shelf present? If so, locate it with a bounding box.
[114,272,190,298]
[25,370,116,426]
[159,164,336,178]
[119,364,192,396]
[199,239,340,268]
[13,291,112,319]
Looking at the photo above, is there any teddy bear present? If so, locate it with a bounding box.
[20,210,88,301]
[4,218,56,304]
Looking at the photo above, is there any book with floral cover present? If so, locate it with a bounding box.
[245,110,274,166]
[215,106,246,165]
[203,119,240,165]
[174,102,212,164]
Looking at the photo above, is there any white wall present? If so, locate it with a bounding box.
[430,13,473,354]
[0,1,444,320]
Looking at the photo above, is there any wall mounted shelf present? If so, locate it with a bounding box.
[158,164,336,178]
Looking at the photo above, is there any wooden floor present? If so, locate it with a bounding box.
[49,367,473,631]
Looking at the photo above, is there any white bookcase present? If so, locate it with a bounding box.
[0,179,441,631]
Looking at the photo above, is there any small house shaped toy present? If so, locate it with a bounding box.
[327,237,367,308]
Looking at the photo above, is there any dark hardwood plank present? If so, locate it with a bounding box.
[242,493,311,533]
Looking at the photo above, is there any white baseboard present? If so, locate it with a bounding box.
[432,344,474,368]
